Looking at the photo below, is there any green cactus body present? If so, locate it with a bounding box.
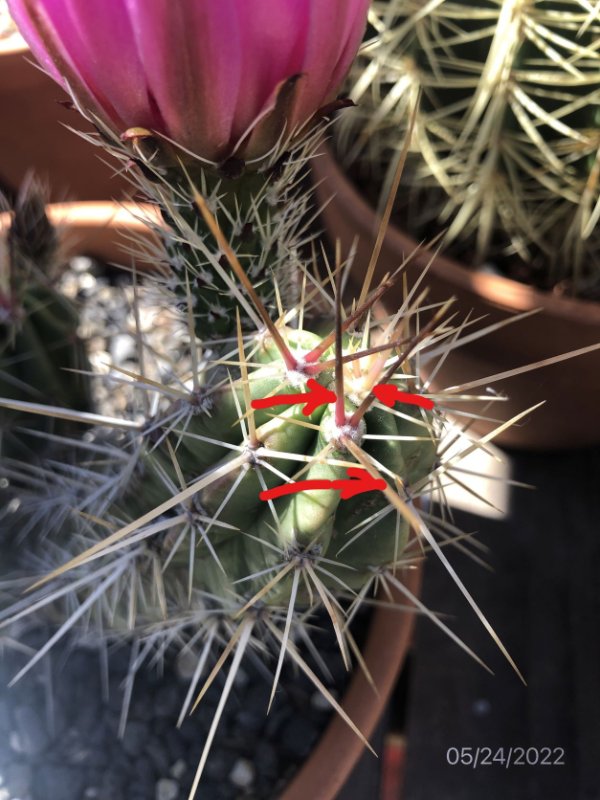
[0,52,520,800]
[96,322,440,612]
[0,148,446,732]
[2,286,91,411]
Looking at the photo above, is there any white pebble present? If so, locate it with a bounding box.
[170,759,187,781]
[175,649,197,682]
[229,758,255,789]
[70,256,95,273]
[156,778,179,800]
[110,334,135,364]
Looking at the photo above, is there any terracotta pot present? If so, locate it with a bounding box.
[0,40,128,201]
[0,200,161,268]
[282,563,421,800]
[312,146,600,451]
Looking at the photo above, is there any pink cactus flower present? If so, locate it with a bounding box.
[8,0,370,165]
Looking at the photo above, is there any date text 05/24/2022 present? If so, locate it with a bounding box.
[446,747,565,768]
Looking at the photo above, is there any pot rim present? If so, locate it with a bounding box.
[0,200,161,268]
[282,563,421,800]
[0,37,27,57]
[316,142,600,326]
[43,200,160,237]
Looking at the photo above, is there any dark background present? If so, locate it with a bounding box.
[340,445,600,799]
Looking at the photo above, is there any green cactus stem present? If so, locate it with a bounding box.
[1,178,91,457]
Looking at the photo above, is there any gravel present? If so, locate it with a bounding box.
[229,758,255,789]
[0,616,360,800]
[156,779,179,800]
[55,256,193,422]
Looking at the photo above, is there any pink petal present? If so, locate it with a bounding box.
[230,0,312,147]
[9,0,369,161]
[124,0,243,161]
[7,0,64,83]
[290,0,370,131]
[43,0,152,128]
[8,0,154,131]
[324,0,372,97]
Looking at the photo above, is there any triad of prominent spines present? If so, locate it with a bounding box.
[0,176,91,458]
[19,274,439,598]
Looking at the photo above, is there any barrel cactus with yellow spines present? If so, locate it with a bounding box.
[335,0,600,294]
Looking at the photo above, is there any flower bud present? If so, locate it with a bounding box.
[8,0,370,167]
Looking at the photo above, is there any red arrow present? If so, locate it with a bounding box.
[260,467,386,502]
[372,384,435,411]
[251,378,336,417]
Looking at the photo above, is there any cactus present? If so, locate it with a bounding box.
[0,176,91,458]
[50,312,438,598]
[335,0,600,294]
[98,122,326,341]
[5,76,565,800]
[1,150,520,793]
[0,25,538,799]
